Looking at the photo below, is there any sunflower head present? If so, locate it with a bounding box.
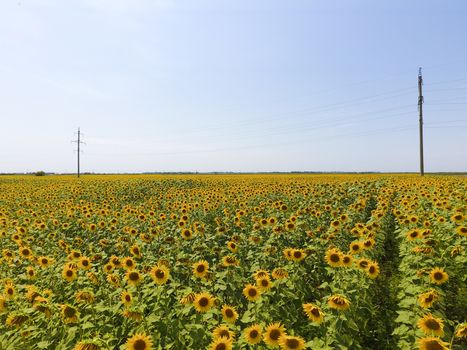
[417,313,444,337]
[243,324,262,345]
[209,337,232,350]
[263,322,286,347]
[325,248,343,267]
[417,336,449,350]
[193,292,215,313]
[243,284,261,302]
[150,265,170,285]
[192,260,209,278]
[279,335,306,350]
[221,305,239,323]
[327,295,351,311]
[212,324,235,341]
[125,333,153,350]
[429,268,448,285]
[303,303,325,323]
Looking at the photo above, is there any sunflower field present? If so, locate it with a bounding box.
[0,174,465,350]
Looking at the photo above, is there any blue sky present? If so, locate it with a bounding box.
[1,0,466,173]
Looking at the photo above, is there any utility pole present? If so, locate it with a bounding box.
[72,128,85,178]
[418,67,424,176]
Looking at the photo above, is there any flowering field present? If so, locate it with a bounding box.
[0,174,465,350]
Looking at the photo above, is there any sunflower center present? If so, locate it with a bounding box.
[196,265,205,273]
[425,295,433,302]
[248,288,257,297]
[343,257,351,264]
[286,338,300,348]
[199,297,209,307]
[270,329,281,340]
[66,270,73,277]
[129,272,139,281]
[250,330,259,338]
[214,344,226,350]
[311,308,320,317]
[261,280,269,287]
[155,270,165,279]
[433,272,443,280]
[293,251,302,258]
[225,309,234,318]
[330,254,340,262]
[133,339,147,350]
[125,295,131,302]
[369,266,376,273]
[425,319,441,330]
[64,307,76,317]
[219,330,230,338]
[424,340,445,350]
[359,261,368,268]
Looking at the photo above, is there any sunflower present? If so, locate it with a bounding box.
[407,229,421,241]
[429,268,448,285]
[272,268,289,279]
[74,341,101,350]
[5,313,28,328]
[456,226,467,236]
[243,324,262,344]
[417,314,444,336]
[0,295,6,312]
[180,292,196,305]
[222,255,239,267]
[290,249,306,262]
[349,241,363,254]
[121,291,133,306]
[418,290,439,308]
[122,309,143,322]
[181,228,193,240]
[366,262,380,279]
[263,322,286,347]
[209,337,232,350]
[279,335,306,350]
[62,267,77,282]
[303,303,325,323]
[106,274,121,288]
[150,265,170,285]
[60,304,79,324]
[125,333,153,350]
[192,260,209,278]
[450,213,464,223]
[212,324,235,340]
[256,275,273,292]
[356,258,370,270]
[243,284,261,302]
[221,305,239,323]
[325,248,343,267]
[193,292,215,313]
[37,256,53,268]
[19,246,33,259]
[75,290,95,304]
[455,324,467,339]
[125,270,143,286]
[78,257,92,270]
[417,337,449,350]
[283,248,294,261]
[103,263,114,274]
[341,254,353,267]
[122,257,136,270]
[25,266,36,279]
[327,295,351,311]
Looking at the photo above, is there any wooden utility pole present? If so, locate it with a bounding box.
[418,68,424,176]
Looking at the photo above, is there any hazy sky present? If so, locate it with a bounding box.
[1,0,466,173]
